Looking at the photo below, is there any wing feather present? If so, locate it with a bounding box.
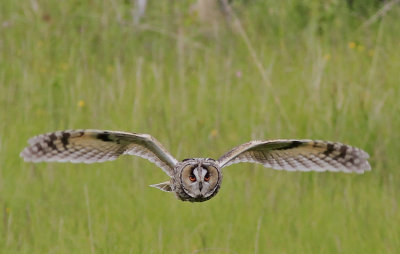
[20,129,178,176]
[217,139,371,173]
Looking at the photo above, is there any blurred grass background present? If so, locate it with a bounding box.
[1,0,400,253]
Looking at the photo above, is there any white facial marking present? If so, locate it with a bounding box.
[201,168,207,180]
[193,168,200,181]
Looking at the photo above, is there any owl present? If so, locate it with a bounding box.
[20,130,371,202]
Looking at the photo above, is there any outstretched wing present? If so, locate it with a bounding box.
[20,129,178,176]
[217,140,371,173]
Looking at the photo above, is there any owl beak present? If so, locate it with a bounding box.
[198,181,203,191]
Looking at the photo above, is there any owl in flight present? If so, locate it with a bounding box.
[20,130,371,202]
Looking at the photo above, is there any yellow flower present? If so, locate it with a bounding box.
[210,129,218,138]
[6,207,10,213]
[348,42,356,49]
[60,63,69,71]
[35,108,45,116]
[368,49,374,57]
[323,53,331,60]
[77,100,85,108]
[39,67,47,74]
[106,65,114,74]
[357,45,365,52]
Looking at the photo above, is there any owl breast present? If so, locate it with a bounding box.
[172,158,222,202]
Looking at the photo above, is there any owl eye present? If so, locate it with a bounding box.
[204,172,210,181]
[189,175,196,182]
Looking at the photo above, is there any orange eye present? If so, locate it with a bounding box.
[204,173,210,181]
[189,175,196,182]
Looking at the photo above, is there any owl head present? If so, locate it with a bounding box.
[174,158,222,202]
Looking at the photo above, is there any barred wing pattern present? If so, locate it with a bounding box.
[20,130,178,176]
[217,140,371,173]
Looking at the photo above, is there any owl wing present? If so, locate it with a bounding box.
[20,130,178,176]
[217,140,371,173]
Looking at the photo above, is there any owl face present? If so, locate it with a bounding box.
[176,158,222,202]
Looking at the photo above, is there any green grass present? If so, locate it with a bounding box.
[1,0,400,253]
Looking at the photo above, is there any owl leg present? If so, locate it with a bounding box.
[150,181,172,192]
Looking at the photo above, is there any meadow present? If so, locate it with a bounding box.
[1,0,400,253]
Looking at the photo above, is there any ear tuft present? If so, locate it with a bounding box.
[150,181,172,192]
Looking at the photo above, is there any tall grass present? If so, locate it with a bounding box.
[1,1,399,253]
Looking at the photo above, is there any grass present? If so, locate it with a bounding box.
[1,0,400,253]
